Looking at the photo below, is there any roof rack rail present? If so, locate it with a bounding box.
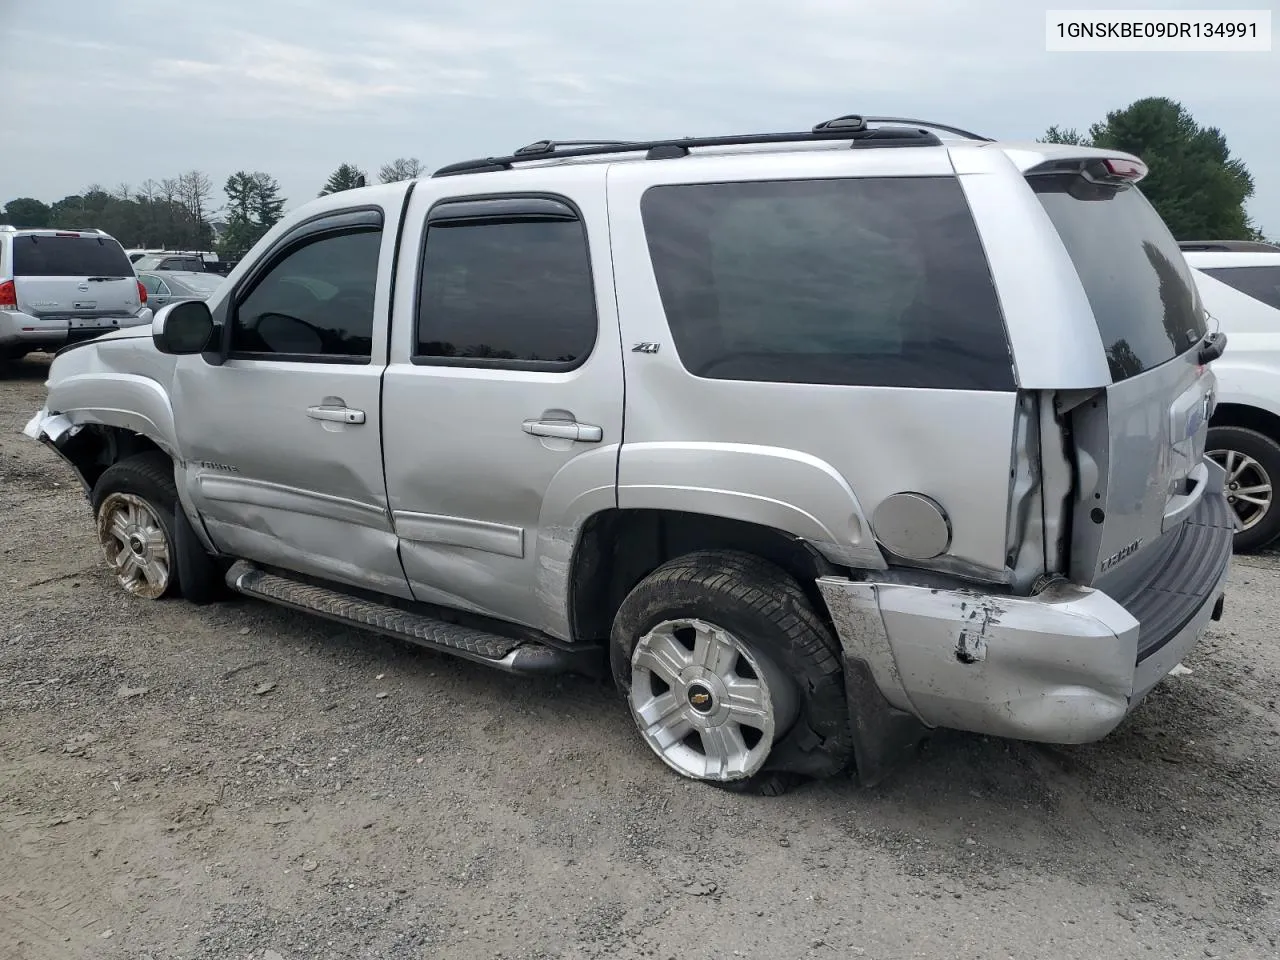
[814,115,993,142]
[1179,239,1280,253]
[513,139,639,156]
[433,114,986,178]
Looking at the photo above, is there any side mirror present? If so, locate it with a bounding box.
[152,300,215,355]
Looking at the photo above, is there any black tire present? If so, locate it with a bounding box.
[1207,425,1280,553]
[609,550,853,795]
[91,452,222,602]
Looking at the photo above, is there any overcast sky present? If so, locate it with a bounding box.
[1,0,1275,235]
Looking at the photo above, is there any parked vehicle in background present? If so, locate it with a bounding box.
[25,117,1233,793]
[137,270,225,309]
[1184,242,1280,551]
[131,253,210,273]
[1,225,151,362]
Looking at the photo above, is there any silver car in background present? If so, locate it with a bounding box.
[137,270,225,310]
[1,226,151,362]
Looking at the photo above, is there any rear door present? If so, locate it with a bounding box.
[11,232,141,322]
[1027,168,1215,585]
[381,168,624,635]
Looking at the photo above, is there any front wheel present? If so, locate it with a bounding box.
[609,551,853,795]
[1207,425,1280,553]
[91,452,223,601]
[92,456,182,599]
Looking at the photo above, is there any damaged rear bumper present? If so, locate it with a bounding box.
[817,489,1234,750]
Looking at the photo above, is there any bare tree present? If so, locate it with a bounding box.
[112,182,133,202]
[176,170,214,224]
[378,157,425,183]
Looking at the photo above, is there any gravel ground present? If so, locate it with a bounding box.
[2,352,1279,960]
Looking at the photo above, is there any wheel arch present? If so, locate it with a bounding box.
[1210,400,1280,441]
[567,507,846,646]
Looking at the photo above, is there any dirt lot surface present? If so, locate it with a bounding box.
[2,353,1279,960]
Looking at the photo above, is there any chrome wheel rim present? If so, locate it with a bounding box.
[1208,448,1273,532]
[97,492,172,599]
[628,618,797,781]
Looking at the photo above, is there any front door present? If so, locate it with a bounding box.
[171,203,412,599]
[381,173,624,636]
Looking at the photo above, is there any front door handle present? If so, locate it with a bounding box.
[522,418,603,443]
[307,405,366,425]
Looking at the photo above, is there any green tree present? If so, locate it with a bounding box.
[319,163,367,196]
[1041,125,1089,146]
[250,173,285,230]
[2,197,52,228]
[1040,98,1261,241]
[219,171,287,259]
[378,157,425,183]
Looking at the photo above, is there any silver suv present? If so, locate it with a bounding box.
[24,116,1235,793]
[1,225,151,361]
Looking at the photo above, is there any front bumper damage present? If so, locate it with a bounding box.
[818,485,1234,784]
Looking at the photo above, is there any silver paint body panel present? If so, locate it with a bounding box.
[29,139,1232,744]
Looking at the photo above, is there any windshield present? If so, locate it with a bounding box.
[132,257,164,270]
[12,234,134,278]
[1030,174,1207,382]
[1199,265,1280,311]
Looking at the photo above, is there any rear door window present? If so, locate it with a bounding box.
[12,235,134,277]
[639,176,1014,390]
[1199,265,1280,311]
[1030,174,1207,382]
[415,216,597,367]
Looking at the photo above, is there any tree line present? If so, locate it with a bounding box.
[4,101,1273,257]
[1,157,426,261]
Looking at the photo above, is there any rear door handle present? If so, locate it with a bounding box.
[307,405,366,425]
[522,418,603,443]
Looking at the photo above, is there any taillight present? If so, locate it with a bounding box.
[0,279,16,310]
[1102,157,1147,180]
[137,280,148,305]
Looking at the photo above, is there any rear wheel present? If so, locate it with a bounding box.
[1207,425,1280,553]
[609,551,853,795]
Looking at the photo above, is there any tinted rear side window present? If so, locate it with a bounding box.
[12,235,134,277]
[415,219,597,366]
[1199,265,1280,311]
[639,176,1014,390]
[1030,175,1207,382]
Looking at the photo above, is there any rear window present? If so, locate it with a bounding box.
[1199,265,1280,311]
[174,273,224,295]
[1030,175,1207,382]
[12,234,133,278]
[639,176,1015,390]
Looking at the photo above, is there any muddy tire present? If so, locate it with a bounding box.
[1208,425,1280,553]
[609,550,853,795]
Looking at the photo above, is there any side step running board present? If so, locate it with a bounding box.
[225,561,601,678]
